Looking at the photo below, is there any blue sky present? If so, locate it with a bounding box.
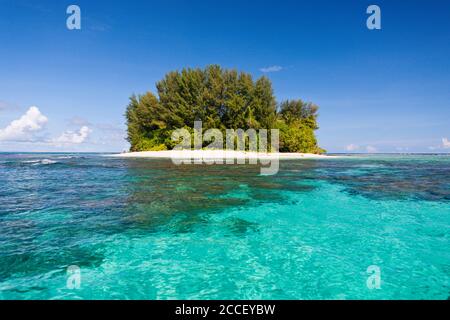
[0,0,449,152]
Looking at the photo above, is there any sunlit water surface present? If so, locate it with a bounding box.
[0,153,449,299]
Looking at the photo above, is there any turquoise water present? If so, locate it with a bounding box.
[0,153,449,300]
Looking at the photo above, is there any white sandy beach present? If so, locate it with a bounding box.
[111,150,339,160]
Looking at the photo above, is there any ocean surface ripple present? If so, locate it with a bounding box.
[0,153,449,299]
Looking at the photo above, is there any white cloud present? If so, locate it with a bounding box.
[52,126,92,145]
[0,106,48,141]
[346,144,359,151]
[259,65,283,73]
[366,145,377,153]
[442,138,450,149]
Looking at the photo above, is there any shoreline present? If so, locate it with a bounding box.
[110,150,341,160]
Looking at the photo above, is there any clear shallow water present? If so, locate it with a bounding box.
[0,153,449,300]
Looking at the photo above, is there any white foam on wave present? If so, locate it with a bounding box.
[358,164,385,168]
[22,159,58,166]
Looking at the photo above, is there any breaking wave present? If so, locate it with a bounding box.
[22,159,59,166]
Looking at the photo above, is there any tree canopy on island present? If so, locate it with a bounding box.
[126,65,325,154]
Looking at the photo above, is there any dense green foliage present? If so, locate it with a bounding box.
[126,65,324,153]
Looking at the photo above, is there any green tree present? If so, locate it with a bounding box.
[126,65,324,153]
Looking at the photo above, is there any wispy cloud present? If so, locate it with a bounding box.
[428,138,450,151]
[366,145,377,153]
[346,144,359,151]
[0,106,48,141]
[66,116,92,127]
[345,144,378,153]
[259,65,283,73]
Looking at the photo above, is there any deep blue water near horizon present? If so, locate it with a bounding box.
[0,153,449,299]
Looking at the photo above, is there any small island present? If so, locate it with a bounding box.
[122,65,327,159]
